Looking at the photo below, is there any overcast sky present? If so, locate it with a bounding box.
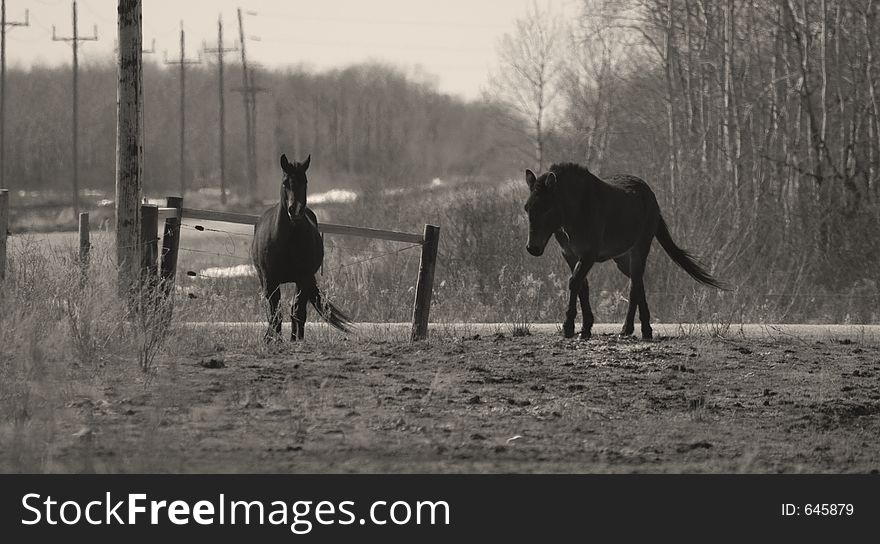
[3,0,575,100]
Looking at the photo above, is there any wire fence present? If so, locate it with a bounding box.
[175,221,422,280]
[5,227,877,302]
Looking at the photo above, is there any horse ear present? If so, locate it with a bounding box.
[302,154,311,172]
[525,169,537,191]
[546,172,557,189]
[280,154,290,171]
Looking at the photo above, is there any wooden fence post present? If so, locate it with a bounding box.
[160,196,183,297]
[140,204,159,289]
[0,189,8,281]
[411,224,440,341]
[78,212,90,284]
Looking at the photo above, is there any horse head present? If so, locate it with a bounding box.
[280,154,311,224]
[523,168,561,256]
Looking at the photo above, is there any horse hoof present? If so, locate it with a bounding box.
[579,329,592,341]
[562,323,576,339]
[619,328,634,337]
[641,329,653,340]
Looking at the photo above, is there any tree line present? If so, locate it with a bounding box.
[3,60,524,198]
[4,0,877,318]
[493,0,880,303]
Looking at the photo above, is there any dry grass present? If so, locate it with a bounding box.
[0,230,420,472]
[1,186,878,473]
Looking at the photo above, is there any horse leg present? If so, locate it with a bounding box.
[264,283,283,342]
[622,252,650,339]
[614,253,638,336]
[296,278,318,340]
[291,283,307,341]
[635,246,653,340]
[578,279,594,340]
[561,247,593,340]
[564,257,593,339]
[614,255,631,279]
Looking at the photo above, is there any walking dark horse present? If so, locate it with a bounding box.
[523,163,726,340]
[252,154,353,341]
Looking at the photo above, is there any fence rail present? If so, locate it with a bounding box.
[151,202,438,340]
[160,207,425,244]
[0,194,439,340]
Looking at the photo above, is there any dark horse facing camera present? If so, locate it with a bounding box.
[523,163,726,341]
[282,154,309,223]
[251,154,354,341]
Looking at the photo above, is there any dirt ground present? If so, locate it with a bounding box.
[23,326,878,474]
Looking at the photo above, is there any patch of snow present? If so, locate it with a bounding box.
[309,189,358,205]
[198,264,256,278]
[382,187,408,196]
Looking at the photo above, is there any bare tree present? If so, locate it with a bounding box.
[562,0,627,171]
[489,1,565,171]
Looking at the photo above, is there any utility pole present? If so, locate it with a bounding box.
[164,21,200,198]
[1,1,29,190]
[236,8,253,201]
[114,36,153,194]
[234,9,269,203]
[204,14,238,205]
[114,37,155,54]
[53,1,98,221]
[116,0,144,300]
[235,8,267,203]
[233,66,267,204]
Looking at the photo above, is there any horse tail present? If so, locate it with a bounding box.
[655,215,727,290]
[310,286,355,333]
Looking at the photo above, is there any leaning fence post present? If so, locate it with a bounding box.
[411,224,440,341]
[140,204,159,292]
[78,212,90,284]
[160,196,183,297]
[0,189,8,281]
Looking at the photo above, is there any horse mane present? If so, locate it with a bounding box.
[548,162,600,186]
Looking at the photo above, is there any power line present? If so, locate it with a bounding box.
[253,12,511,30]
[1,0,29,190]
[234,7,266,204]
[78,0,115,26]
[203,14,238,206]
[52,0,97,221]
[14,11,52,35]
[164,20,201,198]
[232,66,268,198]
[253,36,487,52]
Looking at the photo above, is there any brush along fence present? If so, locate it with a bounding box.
[135,198,439,341]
